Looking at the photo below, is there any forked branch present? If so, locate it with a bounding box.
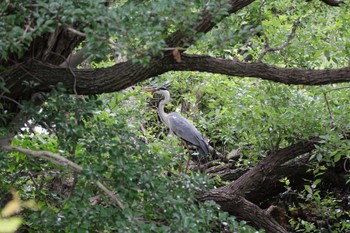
[257,20,300,62]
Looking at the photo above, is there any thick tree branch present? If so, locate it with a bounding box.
[3,0,347,116]
[218,139,319,197]
[199,138,320,232]
[3,54,350,103]
[171,54,350,85]
[200,191,287,233]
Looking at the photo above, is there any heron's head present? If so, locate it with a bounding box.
[143,86,168,94]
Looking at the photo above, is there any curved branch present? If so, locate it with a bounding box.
[200,191,287,233]
[202,138,319,200]
[1,145,125,210]
[60,44,90,68]
[257,20,300,62]
[3,54,350,101]
[171,54,350,85]
[199,138,319,232]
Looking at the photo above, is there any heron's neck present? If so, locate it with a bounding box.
[158,92,170,126]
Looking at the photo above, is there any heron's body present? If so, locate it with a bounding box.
[155,88,209,157]
[168,112,209,156]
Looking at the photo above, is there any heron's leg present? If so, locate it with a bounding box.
[178,140,192,173]
[184,156,191,173]
[178,156,183,174]
[178,140,187,174]
[183,142,192,173]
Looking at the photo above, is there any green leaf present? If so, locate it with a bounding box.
[333,153,342,163]
[0,217,22,233]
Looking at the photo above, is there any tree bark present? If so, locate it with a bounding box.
[206,155,313,205]
[200,191,288,232]
[3,55,350,105]
[2,0,349,124]
[199,139,319,232]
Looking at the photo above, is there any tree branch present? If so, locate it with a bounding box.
[3,54,350,102]
[171,54,350,85]
[258,20,300,62]
[165,0,256,47]
[1,145,125,210]
[95,181,125,210]
[199,138,320,232]
[200,191,288,233]
[60,44,90,68]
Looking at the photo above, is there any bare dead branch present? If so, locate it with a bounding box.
[67,27,87,38]
[65,28,121,54]
[60,44,91,68]
[2,145,83,171]
[96,181,125,210]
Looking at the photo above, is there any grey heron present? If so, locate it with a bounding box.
[145,86,209,171]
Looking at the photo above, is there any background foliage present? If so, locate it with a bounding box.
[1,0,350,232]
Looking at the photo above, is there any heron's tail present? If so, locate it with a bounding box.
[197,139,209,156]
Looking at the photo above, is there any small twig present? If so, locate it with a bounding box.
[323,92,334,123]
[139,124,149,144]
[28,171,39,191]
[323,87,349,136]
[68,64,78,95]
[22,18,35,37]
[0,95,23,107]
[257,14,300,62]
[161,47,186,51]
[258,0,269,49]
[37,172,46,194]
[325,86,350,93]
[19,64,42,83]
[67,27,120,49]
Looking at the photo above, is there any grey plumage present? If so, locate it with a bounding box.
[168,112,209,156]
[151,87,209,157]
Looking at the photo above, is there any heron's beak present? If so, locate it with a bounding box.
[143,87,157,93]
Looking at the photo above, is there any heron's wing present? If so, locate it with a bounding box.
[168,112,209,155]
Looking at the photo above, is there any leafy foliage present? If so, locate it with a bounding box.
[1,89,256,232]
[0,0,231,63]
[1,0,350,232]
